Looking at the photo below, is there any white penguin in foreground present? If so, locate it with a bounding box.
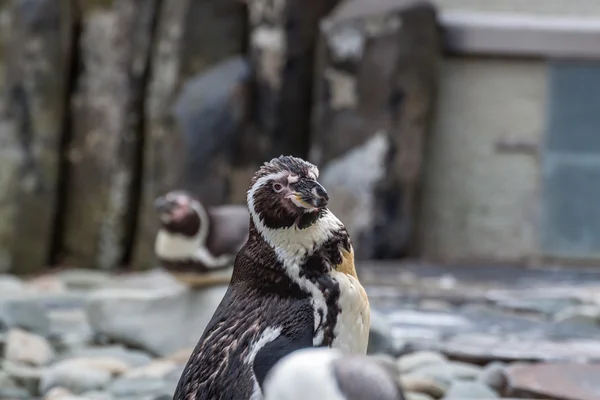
[263,347,405,400]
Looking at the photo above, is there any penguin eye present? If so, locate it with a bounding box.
[272,183,284,193]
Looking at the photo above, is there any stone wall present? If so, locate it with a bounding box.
[0,0,441,274]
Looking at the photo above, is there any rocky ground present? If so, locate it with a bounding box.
[1,263,600,400]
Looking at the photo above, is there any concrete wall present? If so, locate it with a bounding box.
[418,58,546,264]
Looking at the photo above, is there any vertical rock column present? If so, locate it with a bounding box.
[132,0,246,270]
[311,0,440,260]
[2,0,73,274]
[229,0,340,203]
[0,2,18,273]
[59,0,160,270]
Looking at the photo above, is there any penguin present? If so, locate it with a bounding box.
[153,190,249,286]
[173,155,370,400]
[263,347,405,400]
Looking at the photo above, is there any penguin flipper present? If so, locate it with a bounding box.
[253,322,314,391]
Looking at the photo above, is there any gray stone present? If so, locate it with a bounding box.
[48,309,94,353]
[398,351,448,373]
[413,362,482,382]
[478,361,507,394]
[80,391,115,400]
[5,328,55,366]
[0,296,51,336]
[0,370,17,386]
[2,360,43,396]
[399,374,449,399]
[442,381,499,399]
[132,0,246,270]
[368,308,396,354]
[3,0,74,275]
[405,393,435,400]
[0,387,29,400]
[124,359,178,379]
[105,268,183,292]
[39,359,114,395]
[85,285,226,356]
[554,305,600,325]
[57,270,113,291]
[58,345,152,368]
[0,275,24,293]
[441,333,600,363]
[107,377,171,398]
[60,0,161,270]
[312,0,440,259]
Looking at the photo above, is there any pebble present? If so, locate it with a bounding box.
[107,377,172,397]
[57,269,112,291]
[399,374,449,399]
[398,351,448,373]
[166,347,193,364]
[0,275,25,293]
[39,357,128,395]
[59,345,153,368]
[80,391,115,400]
[3,361,43,395]
[554,305,600,325]
[0,296,51,336]
[124,359,178,379]
[5,328,55,366]
[368,309,396,355]
[407,362,482,387]
[0,387,29,400]
[442,381,499,399]
[405,392,435,400]
[478,361,507,393]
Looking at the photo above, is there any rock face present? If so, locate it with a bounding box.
[311,0,440,259]
[132,0,246,270]
[1,0,73,274]
[246,0,340,161]
[59,0,161,270]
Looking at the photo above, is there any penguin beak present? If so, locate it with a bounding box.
[154,196,175,214]
[288,180,329,210]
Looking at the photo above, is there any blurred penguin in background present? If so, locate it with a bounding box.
[263,347,405,400]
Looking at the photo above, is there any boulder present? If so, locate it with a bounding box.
[311,0,440,259]
[60,0,160,269]
[5,328,55,366]
[84,285,227,356]
[2,0,73,274]
[132,0,246,270]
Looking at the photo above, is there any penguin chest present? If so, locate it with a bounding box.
[330,271,370,354]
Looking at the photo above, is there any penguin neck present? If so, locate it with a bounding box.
[155,203,232,268]
[249,208,344,266]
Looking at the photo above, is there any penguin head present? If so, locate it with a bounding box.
[263,348,405,400]
[247,155,329,230]
[154,190,204,237]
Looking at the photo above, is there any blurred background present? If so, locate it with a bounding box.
[1,0,600,399]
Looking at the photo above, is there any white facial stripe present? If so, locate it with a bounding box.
[287,174,299,184]
[308,166,319,180]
